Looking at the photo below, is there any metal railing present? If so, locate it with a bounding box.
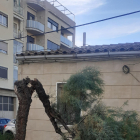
[13,5,24,16]
[27,20,45,32]
[61,35,73,48]
[46,0,75,21]
[26,43,44,51]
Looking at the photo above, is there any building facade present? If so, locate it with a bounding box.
[0,0,75,119]
[16,43,140,140]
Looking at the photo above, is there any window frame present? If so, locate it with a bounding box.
[0,11,8,27]
[47,18,58,32]
[0,66,8,79]
[0,96,14,111]
[47,40,60,51]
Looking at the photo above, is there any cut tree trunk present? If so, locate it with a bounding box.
[14,78,75,140]
[14,78,34,140]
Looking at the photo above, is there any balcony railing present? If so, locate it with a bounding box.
[26,43,44,51]
[13,5,24,16]
[27,20,45,33]
[61,35,73,48]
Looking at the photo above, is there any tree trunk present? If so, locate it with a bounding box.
[14,78,34,140]
[14,78,75,140]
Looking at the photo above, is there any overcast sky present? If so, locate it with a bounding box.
[49,0,140,47]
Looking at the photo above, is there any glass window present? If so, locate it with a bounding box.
[47,40,60,51]
[9,104,14,111]
[3,96,8,103]
[0,119,7,124]
[3,16,7,26]
[0,66,8,79]
[0,96,2,103]
[0,96,14,111]
[3,104,8,111]
[48,22,51,28]
[48,18,58,32]
[52,25,57,31]
[0,12,8,27]
[6,119,10,123]
[0,15,2,23]
[0,104,2,111]
[14,66,18,83]
[0,49,7,54]
[9,97,13,104]
[14,23,17,33]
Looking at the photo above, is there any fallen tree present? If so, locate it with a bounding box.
[14,67,140,140]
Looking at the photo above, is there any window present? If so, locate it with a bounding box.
[13,40,23,63]
[14,0,18,6]
[0,42,7,54]
[47,40,60,51]
[14,23,17,33]
[27,12,35,20]
[13,66,18,83]
[57,83,81,125]
[0,96,14,111]
[0,12,8,27]
[0,66,8,79]
[48,18,58,31]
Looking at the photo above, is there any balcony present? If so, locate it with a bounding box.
[61,35,73,48]
[26,43,44,51]
[27,0,45,11]
[26,20,45,34]
[13,5,24,17]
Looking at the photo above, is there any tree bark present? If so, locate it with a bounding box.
[14,78,75,140]
[14,78,34,140]
[31,79,75,140]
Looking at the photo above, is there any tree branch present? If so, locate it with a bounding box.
[31,79,75,139]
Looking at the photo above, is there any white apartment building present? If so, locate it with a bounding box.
[0,0,76,119]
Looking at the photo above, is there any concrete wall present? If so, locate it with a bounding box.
[0,0,14,89]
[18,58,140,140]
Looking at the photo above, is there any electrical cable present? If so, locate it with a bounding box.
[0,10,140,42]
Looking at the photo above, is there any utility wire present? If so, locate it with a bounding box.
[1,10,140,42]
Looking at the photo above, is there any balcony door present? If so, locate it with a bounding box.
[27,12,35,20]
[27,36,34,44]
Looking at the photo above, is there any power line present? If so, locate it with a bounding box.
[1,10,140,42]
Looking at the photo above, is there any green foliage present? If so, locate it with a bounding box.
[0,132,14,140]
[62,67,104,111]
[58,67,140,140]
[73,103,140,140]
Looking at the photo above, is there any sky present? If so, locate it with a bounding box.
[51,0,140,47]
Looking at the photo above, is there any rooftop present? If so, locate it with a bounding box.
[42,0,75,21]
[16,42,140,63]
